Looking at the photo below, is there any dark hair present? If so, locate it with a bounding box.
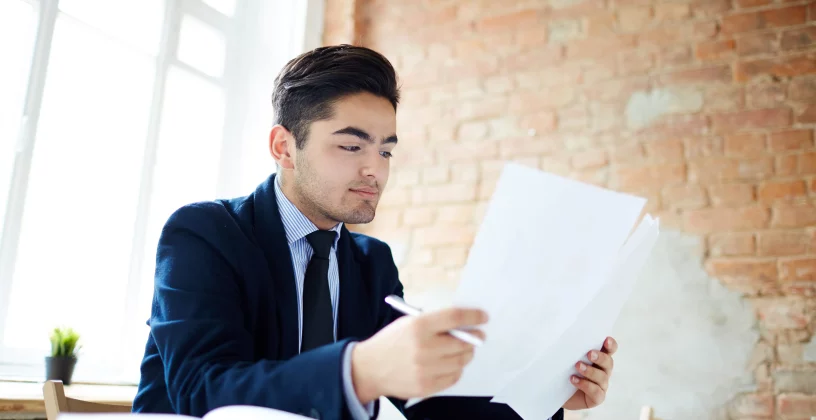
[271,44,400,149]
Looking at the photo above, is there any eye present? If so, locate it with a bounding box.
[340,146,360,152]
[380,151,393,159]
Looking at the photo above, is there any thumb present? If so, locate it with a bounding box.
[420,307,488,335]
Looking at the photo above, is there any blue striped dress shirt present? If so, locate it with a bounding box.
[273,176,373,419]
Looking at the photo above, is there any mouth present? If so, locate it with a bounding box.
[350,188,378,199]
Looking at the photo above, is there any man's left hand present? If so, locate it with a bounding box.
[562,337,617,411]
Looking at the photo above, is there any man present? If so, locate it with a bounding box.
[132,44,618,420]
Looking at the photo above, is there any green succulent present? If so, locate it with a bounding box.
[49,326,81,358]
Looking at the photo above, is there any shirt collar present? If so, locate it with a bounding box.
[274,174,343,248]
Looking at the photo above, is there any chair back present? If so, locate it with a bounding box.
[42,380,132,420]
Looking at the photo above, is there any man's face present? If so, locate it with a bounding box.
[289,92,397,226]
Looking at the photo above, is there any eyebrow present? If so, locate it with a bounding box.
[332,126,398,144]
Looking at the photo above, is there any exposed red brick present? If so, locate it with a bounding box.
[710,108,792,134]
[797,105,816,123]
[685,136,724,158]
[779,257,816,281]
[781,26,816,51]
[696,39,736,60]
[504,46,565,72]
[772,204,816,228]
[769,130,814,152]
[570,149,608,170]
[474,9,542,32]
[660,65,732,85]
[638,21,718,48]
[612,164,686,190]
[662,184,708,210]
[757,231,810,256]
[722,5,807,34]
[708,183,756,206]
[586,12,617,36]
[644,139,685,162]
[638,115,710,139]
[691,0,733,18]
[736,0,772,7]
[789,75,816,102]
[758,180,808,202]
[735,53,816,82]
[690,157,774,182]
[565,35,637,60]
[585,77,651,102]
[704,85,745,112]
[736,32,778,56]
[414,225,476,246]
[724,132,766,158]
[618,49,655,75]
[508,87,575,112]
[709,232,756,256]
[705,258,778,295]
[800,152,816,174]
[655,3,690,20]
[746,82,788,109]
[329,2,816,409]
[684,205,769,233]
[777,155,798,176]
[499,136,561,158]
[618,6,653,32]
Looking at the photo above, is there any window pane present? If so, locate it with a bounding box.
[3,15,155,364]
[177,16,225,78]
[202,0,236,16]
[0,0,37,244]
[128,66,224,372]
[59,0,164,56]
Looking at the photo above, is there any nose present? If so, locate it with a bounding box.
[360,149,384,180]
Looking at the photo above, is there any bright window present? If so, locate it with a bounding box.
[0,0,317,383]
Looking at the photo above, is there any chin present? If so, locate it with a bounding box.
[340,203,377,225]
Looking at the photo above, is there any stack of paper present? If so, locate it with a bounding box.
[409,162,660,419]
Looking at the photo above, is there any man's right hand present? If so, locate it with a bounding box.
[350,307,488,403]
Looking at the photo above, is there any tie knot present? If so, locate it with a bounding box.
[306,230,336,260]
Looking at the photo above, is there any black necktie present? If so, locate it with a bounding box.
[301,230,336,352]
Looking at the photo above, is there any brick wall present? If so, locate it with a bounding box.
[323,0,816,418]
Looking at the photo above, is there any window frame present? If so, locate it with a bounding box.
[0,0,324,384]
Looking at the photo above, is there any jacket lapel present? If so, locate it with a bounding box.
[337,227,376,341]
[251,173,300,359]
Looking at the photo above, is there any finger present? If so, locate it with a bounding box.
[435,347,475,375]
[429,333,481,357]
[602,337,618,356]
[571,375,606,405]
[575,362,609,391]
[433,371,464,393]
[420,307,488,334]
[587,349,614,373]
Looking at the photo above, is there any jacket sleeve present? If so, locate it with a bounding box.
[149,204,349,418]
[376,248,564,420]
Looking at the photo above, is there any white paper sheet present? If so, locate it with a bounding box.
[408,162,648,407]
[491,216,660,419]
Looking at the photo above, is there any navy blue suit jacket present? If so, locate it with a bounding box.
[132,173,564,420]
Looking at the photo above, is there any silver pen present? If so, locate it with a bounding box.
[384,295,485,347]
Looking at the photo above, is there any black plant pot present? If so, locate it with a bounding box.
[45,356,77,385]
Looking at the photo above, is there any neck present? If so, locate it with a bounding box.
[277,172,338,231]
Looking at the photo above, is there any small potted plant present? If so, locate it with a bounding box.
[46,326,81,385]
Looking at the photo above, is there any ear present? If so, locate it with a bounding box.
[269,125,295,170]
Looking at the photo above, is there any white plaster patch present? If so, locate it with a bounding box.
[575,230,759,420]
[625,88,703,130]
[804,336,816,362]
